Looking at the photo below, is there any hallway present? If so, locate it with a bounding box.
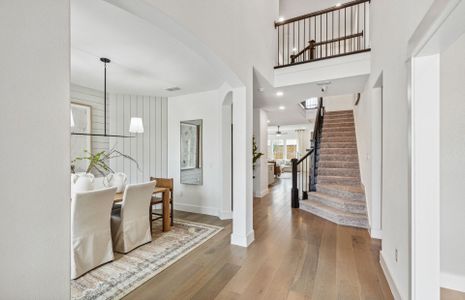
[123,178,393,299]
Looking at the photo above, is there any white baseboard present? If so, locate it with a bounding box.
[380,251,402,300]
[254,188,269,198]
[370,228,383,239]
[218,210,233,220]
[174,202,219,217]
[231,230,255,247]
[441,272,465,293]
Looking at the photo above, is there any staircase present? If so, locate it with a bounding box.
[299,110,369,228]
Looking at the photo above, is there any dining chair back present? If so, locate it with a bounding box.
[71,187,117,279]
[150,177,174,226]
[111,181,155,253]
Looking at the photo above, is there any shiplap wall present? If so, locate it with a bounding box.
[109,94,168,184]
[70,84,109,155]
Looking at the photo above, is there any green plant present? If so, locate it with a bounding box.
[71,147,139,176]
[253,136,264,170]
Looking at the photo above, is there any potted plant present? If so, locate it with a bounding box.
[71,147,139,194]
[253,137,264,173]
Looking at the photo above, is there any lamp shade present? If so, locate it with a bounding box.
[70,110,75,128]
[129,117,144,133]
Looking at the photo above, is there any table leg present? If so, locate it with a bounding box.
[162,190,171,232]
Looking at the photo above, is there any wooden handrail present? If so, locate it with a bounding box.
[291,32,363,63]
[275,0,370,27]
[291,97,324,208]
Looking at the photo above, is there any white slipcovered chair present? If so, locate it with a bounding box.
[111,181,155,253]
[71,187,117,279]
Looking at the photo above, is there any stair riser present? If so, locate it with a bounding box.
[318,154,358,162]
[318,161,359,169]
[316,185,365,201]
[322,127,355,133]
[324,118,354,124]
[321,132,356,138]
[323,123,355,129]
[318,148,358,155]
[320,137,356,143]
[319,143,357,149]
[307,195,366,214]
[318,177,360,186]
[318,168,360,177]
[299,203,368,228]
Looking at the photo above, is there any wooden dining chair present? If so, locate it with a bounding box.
[150,177,174,226]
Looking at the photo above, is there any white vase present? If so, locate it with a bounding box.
[104,172,127,193]
[71,173,95,197]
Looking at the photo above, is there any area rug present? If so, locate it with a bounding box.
[71,219,222,300]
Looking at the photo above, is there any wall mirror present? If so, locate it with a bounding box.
[180,119,203,185]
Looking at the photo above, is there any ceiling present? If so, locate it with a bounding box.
[71,0,224,97]
[253,71,368,126]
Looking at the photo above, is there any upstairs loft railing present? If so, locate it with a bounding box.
[291,97,325,208]
[275,0,370,68]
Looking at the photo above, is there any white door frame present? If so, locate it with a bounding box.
[408,0,465,299]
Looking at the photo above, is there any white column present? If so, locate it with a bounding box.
[231,87,254,247]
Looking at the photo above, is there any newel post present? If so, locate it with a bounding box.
[291,158,299,208]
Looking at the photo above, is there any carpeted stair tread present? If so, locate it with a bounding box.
[318,175,360,185]
[318,167,360,177]
[299,200,368,228]
[306,192,367,214]
[319,142,357,149]
[317,161,360,169]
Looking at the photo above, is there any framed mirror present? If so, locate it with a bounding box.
[180,119,203,185]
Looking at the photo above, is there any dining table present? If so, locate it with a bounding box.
[113,186,171,232]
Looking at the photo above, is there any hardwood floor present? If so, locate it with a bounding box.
[123,177,393,300]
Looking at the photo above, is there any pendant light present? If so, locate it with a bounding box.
[71,57,143,138]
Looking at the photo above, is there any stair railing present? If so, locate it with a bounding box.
[291,98,325,208]
[275,0,370,68]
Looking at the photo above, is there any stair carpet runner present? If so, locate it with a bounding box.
[299,110,369,228]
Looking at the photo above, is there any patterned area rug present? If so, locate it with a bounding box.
[71,219,222,300]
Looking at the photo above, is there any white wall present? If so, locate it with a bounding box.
[324,94,355,112]
[167,89,226,217]
[253,109,269,197]
[356,0,435,298]
[279,0,353,19]
[109,94,168,184]
[71,84,109,155]
[440,32,465,292]
[0,0,70,298]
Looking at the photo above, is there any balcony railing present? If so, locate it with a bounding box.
[275,0,370,68]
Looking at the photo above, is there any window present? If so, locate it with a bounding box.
[272,140,284,160]
[286,139,297,159]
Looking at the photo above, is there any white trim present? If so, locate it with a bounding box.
[380,251,402,300]
[441,272,465,293]
[174,202,219,217]
[369,228,382,240]
[218,210,233,220]
[254,188,269,198]
[230,230,255,247]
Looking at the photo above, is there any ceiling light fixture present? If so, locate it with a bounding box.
[71,58,143,138]
[335,3,342,7]
[279,106,286,110]
[278,16,285,22]
[276,91,284,97]
[267,120,270,123]
[292,48,297,52]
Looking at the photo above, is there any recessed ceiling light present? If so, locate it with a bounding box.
[276,91,284,97]
[335,3,342,7]
[278,16,285,22]
[267,120,270,123]
[279,106,286,110]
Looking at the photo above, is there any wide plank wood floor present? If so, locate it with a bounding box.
[123,177,393,300]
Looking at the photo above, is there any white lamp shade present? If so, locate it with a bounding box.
[129,117,144,133]
[70,110,75,128]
